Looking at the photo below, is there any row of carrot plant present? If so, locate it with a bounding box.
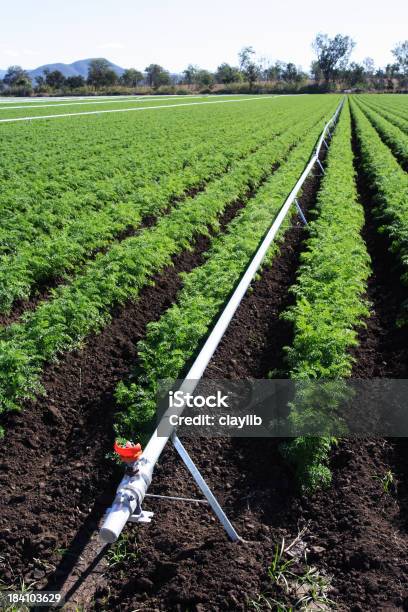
[357,96,408,135]
[358,93,408,111]
[350,100,408,287]
[362,94,408,117]
[283,101,371,490]
[284,95,408,490]
[352,97,408,170]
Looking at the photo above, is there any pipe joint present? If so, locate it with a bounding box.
[99,458,155,543]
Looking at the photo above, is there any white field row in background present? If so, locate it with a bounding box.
[0,94,246,112]
[0,93,253,109]
[0,96,279,124]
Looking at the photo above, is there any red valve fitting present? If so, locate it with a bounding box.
[114,440,142,463]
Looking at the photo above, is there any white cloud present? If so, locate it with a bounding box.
[97,42,125,50]
[2,47,38,58]
[3,48,20,58]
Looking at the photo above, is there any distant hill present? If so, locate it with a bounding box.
[28,58,125,80]
[0,59,125,81]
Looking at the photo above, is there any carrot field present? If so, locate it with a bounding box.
[1,93,408,611]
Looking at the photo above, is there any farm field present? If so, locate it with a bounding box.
[1,92,408,610]
[0,94,272,121]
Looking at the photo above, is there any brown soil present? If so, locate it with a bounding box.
[90,439,408,612]
[0,276,66,328]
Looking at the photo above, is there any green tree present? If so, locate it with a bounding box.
[310,60,323,82]
[372,68,386,91]
[363,57,375,76]
[282,63,299,82]
[246,64,260,88]
[145,64,171,88]
[384,63,400,90]
[183,64,199,85]
[264,61,285,81]
[238,46,259,89]
[35,74,46,88]
[392,41,408,76]
[87,58,118,87]
[385,63,400,77]
[195,69,214,88]
[215,63,241,84]
[45,69,66,89]
[238,46,255,71]
[65,75,85,89]
[343,62,366,87]
[3,65,31,87]
[121,68,144,87]
[312,33,355,83]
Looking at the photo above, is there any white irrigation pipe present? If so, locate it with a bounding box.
[0,93,294,105]
[0,95,139,104]
[0,95,141,104]
[99,97,344,544]
[0,94,179,104]
[0,94,229,111]
[0,96,278,124]
[0,98,143,110]
[0,94,251,110]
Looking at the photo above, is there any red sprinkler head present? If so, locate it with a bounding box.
[114,440,142,463]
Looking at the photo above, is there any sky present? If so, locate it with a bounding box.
[1,0,407,72]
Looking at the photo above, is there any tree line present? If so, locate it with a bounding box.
[1,34,408,96]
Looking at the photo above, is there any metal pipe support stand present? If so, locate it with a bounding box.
[295,198,308,225]
[130,433,242,542]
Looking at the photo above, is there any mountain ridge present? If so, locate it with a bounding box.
[0,58,125,80]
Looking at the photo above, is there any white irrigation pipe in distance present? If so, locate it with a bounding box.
[0,94,226,111]
[0,93,295,106]
[0,94,254,109]
[0,97,125,105]
[0,95,143,106]
[0,94,183,104]
[0,98,144,111]
[0,96,285,124]
[99,97,345,545]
